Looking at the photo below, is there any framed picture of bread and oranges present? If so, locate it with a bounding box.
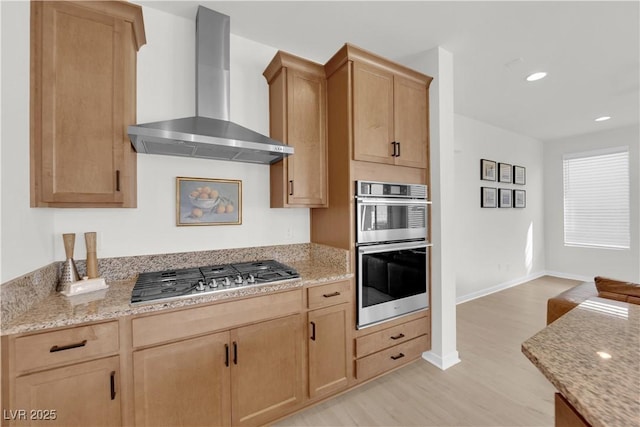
[176,177,242,226]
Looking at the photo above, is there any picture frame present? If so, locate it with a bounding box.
[499,188,513,208]
[481,187,497,208]
[513,165,526,185]
[498,163,512,183]
[514,189,526,208]
[176,177,242,226]
[480,159,497,181]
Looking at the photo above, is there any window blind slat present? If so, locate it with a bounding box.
[563,147,630,249]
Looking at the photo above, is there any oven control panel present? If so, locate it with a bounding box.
[357,180,427,199]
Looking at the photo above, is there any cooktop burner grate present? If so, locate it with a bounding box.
[131,260,299,305]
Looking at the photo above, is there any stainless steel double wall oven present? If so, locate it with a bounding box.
[355,180,431,328]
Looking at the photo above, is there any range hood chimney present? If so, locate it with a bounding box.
[128,6,292,164]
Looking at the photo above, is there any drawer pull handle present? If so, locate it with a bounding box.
[390,333,405,340]
[50,339,87,353]
[110,371,116,400]
[233,341,238,365]
[391,353,405,361]
[310,321,316,341]
[323,291,341,298]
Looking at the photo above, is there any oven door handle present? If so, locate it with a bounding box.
[356,198,430,205]
[358,241,429,254]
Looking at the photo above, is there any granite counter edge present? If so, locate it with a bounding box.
[2,272,354,336]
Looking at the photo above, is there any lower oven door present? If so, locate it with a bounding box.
[357,240,429,329]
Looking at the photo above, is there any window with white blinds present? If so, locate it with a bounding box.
[563,147,630,249]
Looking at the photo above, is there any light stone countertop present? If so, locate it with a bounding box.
[522,297,640,427]
[2,256,352,336]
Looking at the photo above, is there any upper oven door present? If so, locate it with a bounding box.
[356,198,430,244]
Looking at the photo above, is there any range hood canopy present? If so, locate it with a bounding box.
[128,6,292,165]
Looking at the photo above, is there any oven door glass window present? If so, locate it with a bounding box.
[357,201,428,243]
[360,246,427,309]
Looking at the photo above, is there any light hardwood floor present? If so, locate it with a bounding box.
[275,276,580,426]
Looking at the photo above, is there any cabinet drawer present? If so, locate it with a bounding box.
[132,289,303,348]
[356,317,429,358]
[14,321,119,373]
[307,280,351,309]
[356,334,429,381]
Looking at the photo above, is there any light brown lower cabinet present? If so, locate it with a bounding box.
[555,393,590,427]
[307,303,350,399]
[132,332,231,427]
[132,314,304,427]
[13,356,121,427]
[354,312,430,382]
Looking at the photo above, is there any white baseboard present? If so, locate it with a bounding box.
[422,350,461,370]
[543,270,593,283]
[456,271,546,305]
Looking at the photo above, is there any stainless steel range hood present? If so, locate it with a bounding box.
[128,6,292,165]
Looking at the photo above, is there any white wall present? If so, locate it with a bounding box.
[1,1,56,282]
[0,4,310,283]
[454,115,546,302]
[544,125,640,282]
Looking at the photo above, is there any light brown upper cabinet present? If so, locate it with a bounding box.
[327,44,432,170]
[264,52,328,208]
[30,1,146,207]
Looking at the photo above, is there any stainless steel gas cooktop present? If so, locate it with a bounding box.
[131,260,299,305]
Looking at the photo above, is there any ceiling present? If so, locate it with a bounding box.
[139,1,639,141]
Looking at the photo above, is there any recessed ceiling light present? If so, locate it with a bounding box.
[597,351,612,360]
[526,72,547,82]
[595,116,611,122]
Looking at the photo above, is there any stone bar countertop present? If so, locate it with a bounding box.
[522,297,640,427]
[1,243,352,336]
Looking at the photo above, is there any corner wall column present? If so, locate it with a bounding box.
[403,46,459,370]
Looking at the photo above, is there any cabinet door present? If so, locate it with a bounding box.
[31,1,141,207]
[14,356,121,427]
[352,61,395,165]
[286,68,328,206]
[308,303,350,399]
[393,76,428,169]
[133,332,231,427]
[265,52,328,209]
[231,314,304,426]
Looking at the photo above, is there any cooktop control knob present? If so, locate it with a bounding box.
[196,280,206,291]
[223,277,231,287]
[235,275,243,284]
[209,278,218,288]
[247,274,255,284]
